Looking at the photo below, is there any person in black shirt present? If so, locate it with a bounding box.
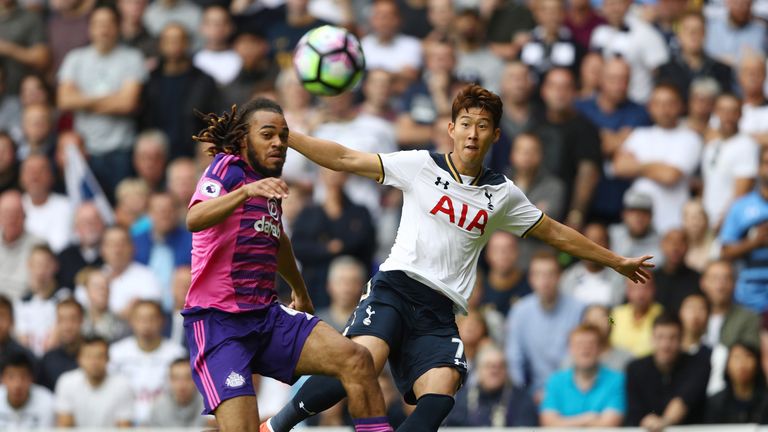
[706,342,768,424]
[653,229,701,315]
[626,314,710,430]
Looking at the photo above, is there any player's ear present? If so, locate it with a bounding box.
[492,127,501,143]
[447,122,455,140]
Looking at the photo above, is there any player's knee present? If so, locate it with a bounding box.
[340,343,375,379]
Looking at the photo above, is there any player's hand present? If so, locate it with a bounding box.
[290,292,315,315]
[614,255,655,284]
[243,178,289,200]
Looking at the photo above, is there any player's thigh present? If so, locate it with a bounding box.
[412,367,462,399]
[213,395,259,432]
[350,334,390,372]
[294,321,375,377]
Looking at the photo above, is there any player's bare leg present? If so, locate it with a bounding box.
[290,322,391,431]
[264,333,391,432]
[214,395,260,432]
[396,367,461,432]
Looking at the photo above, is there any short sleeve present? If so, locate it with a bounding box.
[500,180,544,237]
[666,132,702,175]
[719,201,745,244]
[642,27,669,69]
[379,150,429,191]
[189,155,245,207]
[124,49,148,83]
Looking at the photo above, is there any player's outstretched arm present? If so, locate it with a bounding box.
[528,215,654,283]
[288,131,383,181]
[277,229,314,314]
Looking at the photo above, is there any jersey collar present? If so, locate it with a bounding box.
[444,153,483,186]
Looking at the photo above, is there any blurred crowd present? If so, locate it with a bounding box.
[1,0,768,428]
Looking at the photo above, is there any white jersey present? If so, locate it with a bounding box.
[378,151,543,313]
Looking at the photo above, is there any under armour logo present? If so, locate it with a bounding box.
[299,401,316,416]
[484,191,494,211]
[363,305,376,326]
[435,176,449,189]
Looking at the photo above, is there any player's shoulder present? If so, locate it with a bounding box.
[205,152,246,180]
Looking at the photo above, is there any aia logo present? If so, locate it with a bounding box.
[429,195,488,235]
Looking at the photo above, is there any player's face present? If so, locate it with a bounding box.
[244,110,289,178]
[448,108,500,167]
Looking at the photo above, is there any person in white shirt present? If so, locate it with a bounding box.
[109,300,185,425]
[192,5,242,86]
[55,335,133,427]
[0,353,54,428]
[589,0,669,103]
[19,154,73,253]
[100,226,162,318]
[702,93,759,228]
[360,0,422,93]
[735,54,768,146]
[0,190,45,301]
[613,84,703,233]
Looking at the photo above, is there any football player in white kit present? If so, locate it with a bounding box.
[262,85,654,432]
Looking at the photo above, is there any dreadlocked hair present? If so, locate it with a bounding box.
[192,105,249,156]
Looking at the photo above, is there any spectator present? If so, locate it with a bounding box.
[486,61,536,173]
[0,296,33,363]
[703,93,759,228]
[658,12,733,102]
[682,199,715,272]
[453,8,503,94]
[114,178,151,234]
[423,0,454,45]
[18,103,55,160]
[590,0,668,103]
[610,275,664,358]
[505,251,585,398]
[132,130,169,192]
[679,293,712,363]
[705,0,766,67]
[0,65,21,139]
[57,5,146,195]
[534,68,601,230]
[56,203,105,290]
[36,299,83,391]
[564,0,605,51]
[315,256,365,331]
[560,223,625,307]
[521,0,583,83]
[20,155,73,253]
[653,229,701,315]
[361,0,422,93]
[167,266,189,347]
[446,343,537,427]
[706,342,768,423]
[219,29,279,110]
[17,74,52,109]
[650,0,689,46]
[626,314,711,428]
[720,147,768,313]
[141,23,218,160]
[265,0,331,70]
[100,226,162,318]
[78,267,130,343]
[571,304,634,371]
[684,77,721,139]
[0,0,50,95]
[700,260,762,350]
[47,0,92,72]
[312,91,396,216]
[109,300,185,425]
[480,231,531,316]
[608,189,662,262]
[0,352,54,428]
[142,0,202,39]
[15,245,70,357]
[540,324,625,427]
[574,58,652,223]
[457,309,491,375]
[117,0,156,60]
[193,5,241,86]
[0,190,43,301]
[293,167,376,309]
[0,132,18,193]
[578,51,603,99]
[147,358,211,427]
[360,69,397,123]
[54,336,133,427]
[165,157,197,215]
[484,0,535,60]
[613,84,702,233]
[737,54,768,146]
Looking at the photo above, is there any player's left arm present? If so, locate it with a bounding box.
[277,228,314,314]
[528,215,654,283]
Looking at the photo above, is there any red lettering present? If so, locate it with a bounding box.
[466,210,488,235]
[429,195,455,223]
[458,203,468,227]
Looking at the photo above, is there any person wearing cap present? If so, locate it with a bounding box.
[609,188,663,266]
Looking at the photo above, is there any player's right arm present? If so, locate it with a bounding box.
[287,131,383,181]
[186,178,289,232]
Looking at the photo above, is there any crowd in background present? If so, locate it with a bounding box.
[1,0,768,428]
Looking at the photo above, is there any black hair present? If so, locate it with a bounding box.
[193,98,284,156]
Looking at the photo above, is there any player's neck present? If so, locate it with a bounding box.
[448,152,482,178]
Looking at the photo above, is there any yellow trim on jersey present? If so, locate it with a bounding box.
[376,154,385,184]
[470,167,484,186]
[444,153,463,183]
[521,212,545,238]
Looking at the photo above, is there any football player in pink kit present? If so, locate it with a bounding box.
[183,98,392,432]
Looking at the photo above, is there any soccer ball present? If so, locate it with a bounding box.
[293,25,366,96]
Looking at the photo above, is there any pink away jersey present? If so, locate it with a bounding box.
[184,153,281,313]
